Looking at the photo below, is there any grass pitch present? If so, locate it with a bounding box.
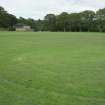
[0,32,105,105]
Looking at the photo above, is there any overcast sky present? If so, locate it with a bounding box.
[0,0,105,19]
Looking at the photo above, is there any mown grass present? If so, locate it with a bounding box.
[0,32,105,105]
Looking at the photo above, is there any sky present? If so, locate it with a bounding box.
[0,0,105,19]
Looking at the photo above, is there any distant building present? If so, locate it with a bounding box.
[14,23,33,31]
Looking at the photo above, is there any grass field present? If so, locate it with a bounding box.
[0,32,105,105]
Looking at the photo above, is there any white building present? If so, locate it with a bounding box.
[14,23,33,31]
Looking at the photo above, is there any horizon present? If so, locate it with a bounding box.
[0,0,105,19]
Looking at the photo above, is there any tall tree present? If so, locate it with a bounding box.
[44,14,56,31]
[56,12,69,32]
[96,8,105,32]
[80,10,95,31]
[0,6,17,30]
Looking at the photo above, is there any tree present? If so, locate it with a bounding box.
[44,14,56,31]
[80,10,95,32]
[0,6,17,30]
[96,8,105,32]
[56,12,69,32]
[8,14,17,30]
[68,13,81,32]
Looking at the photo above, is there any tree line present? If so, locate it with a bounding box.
[0,6,105,32]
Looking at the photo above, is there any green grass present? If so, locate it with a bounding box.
[0,32,105,105]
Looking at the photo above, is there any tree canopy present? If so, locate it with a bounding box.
[1,6,105,32]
